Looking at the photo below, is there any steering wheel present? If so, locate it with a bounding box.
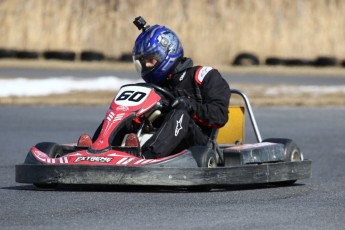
[135,82,175,102]
[133,83,175,129]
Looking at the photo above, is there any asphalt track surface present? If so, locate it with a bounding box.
[1,68,345,229]
[1,105,345,230]
[1,66,345,85]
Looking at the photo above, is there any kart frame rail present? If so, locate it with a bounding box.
[231,89,262,143]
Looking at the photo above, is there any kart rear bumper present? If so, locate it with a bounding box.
[16,160,311,187]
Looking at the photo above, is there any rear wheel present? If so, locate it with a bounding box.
[190,146,218,168]
[263,138,303,162]
[186,146,217,192]
[262,138,303,186]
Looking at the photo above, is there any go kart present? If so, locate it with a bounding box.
[15,82,311,189]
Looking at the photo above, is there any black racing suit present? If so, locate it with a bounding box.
[141,58,231,159]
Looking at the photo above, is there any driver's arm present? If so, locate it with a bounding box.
[193,69,231,128]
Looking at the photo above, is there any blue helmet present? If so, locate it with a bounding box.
[132,24,184,85]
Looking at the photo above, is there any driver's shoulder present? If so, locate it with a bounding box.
[188,66,218,85]
[171,65,216,87]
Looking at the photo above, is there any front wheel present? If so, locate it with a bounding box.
[35,142,64,158]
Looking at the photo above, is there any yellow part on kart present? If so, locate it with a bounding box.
[217,106,245,145]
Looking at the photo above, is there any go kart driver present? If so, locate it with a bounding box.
[131,17,231,159]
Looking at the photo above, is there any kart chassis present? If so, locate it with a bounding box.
[15,87,312,189]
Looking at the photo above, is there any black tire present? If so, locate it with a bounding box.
[340,60,345,67]
[80,51,104,61]
[190,146,217,168]
[16,51,39,59]
[284,58,313,67]
[265,57,284,66]
[119,53,133,62]
[313,56,337,67]
[32,142,62,189]
[262,138,303,162]
[262,138,302,186]
[232,53,260,66]
[188,147,216,191]
[0,49,16,58]
[43,51,76,61]
[34,142,64,158]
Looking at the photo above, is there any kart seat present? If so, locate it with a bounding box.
[216,106,245,146]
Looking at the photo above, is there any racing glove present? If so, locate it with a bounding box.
[171,96,196,115]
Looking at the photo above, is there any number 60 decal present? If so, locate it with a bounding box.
[116,91,146,102]
[114,86,151,106]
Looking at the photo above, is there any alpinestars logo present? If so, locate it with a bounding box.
[179,71,186,81]
[175,114,184,136]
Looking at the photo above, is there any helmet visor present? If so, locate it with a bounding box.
[133,50,166,77]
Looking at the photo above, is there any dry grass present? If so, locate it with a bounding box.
[1,0,345,65]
